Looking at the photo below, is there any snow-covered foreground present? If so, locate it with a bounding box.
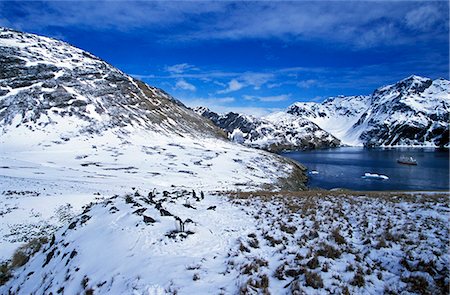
[1,189,257,294]
[1,189,448,294]
[0,129,304,261]
[228,191,449,294]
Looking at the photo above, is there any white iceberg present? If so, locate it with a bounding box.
[362,172,389,180]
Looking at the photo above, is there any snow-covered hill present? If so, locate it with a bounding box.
[0,27,221,138]
[0,28,306,263]
[1,190,448,294]
[0,26,305,191]
[194,107,340,152]
[288,76,449,147]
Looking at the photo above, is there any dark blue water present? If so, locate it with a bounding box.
[282,147,449,191]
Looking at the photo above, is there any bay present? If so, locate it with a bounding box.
[282,147,449,191]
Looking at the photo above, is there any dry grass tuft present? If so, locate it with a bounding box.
[332,228,346,245]
[316,243,341,259]
[305,270,323,289]
[11,237,48,268]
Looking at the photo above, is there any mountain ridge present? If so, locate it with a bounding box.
[288,75,449,147]
[193,106,340,152]
[0,27,225,141]
[198,75,448,149]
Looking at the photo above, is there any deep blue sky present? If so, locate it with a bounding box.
[1,1,448,116]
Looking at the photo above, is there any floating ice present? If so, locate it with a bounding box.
[362,172,389,180]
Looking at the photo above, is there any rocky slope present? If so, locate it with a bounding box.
[194,107,340,152]
[288,75,449,147]
[0,27,308,265]
[0,28,222,139]
[0,27,306,190]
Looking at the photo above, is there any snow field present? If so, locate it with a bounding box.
[1,187,448,294]
[0,127,299,264]
[1,189,259,294]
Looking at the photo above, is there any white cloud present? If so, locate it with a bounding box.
[240,72,274,90]
[175,79,196,91]
[166,63,197,74]
[267,82,283,89]
[297,79,317,89]
[177,2,447,49]
[217,79,245,94]
[217,72,274,93]
[2,1,447,49]
[243,94,291,102]
[405,5,441,31]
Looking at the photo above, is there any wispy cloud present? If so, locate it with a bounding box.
[217,72,274,93]
[297,79,318,89]
[217,79,244,94]
[175,79,196,92]
[166,63,198,74]
[243,94,291,102]
[405,5,443,31]
[1,1,447,49]
[240,73,274,90]
[171,1,448,49]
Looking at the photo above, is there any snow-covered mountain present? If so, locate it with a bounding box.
[0,27,306,189]
[196,75,448,149]
[0,28,222,139]
[0,27,307,264]
[194,107,340,152]
[288,76,449,147]
[0,28,448,294]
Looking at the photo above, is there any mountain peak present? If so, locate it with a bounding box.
[285,76,448,147]
[404,74,429,81]
[192,106,211,115]
[374,75,433,97]
[0,28,225,139]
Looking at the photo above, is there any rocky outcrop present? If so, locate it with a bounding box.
[194,107,340,152]
[0,27,224,139]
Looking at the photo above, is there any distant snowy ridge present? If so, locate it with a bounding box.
[195,75,448,149]
[288,75,449,147]
[193,107,340,152]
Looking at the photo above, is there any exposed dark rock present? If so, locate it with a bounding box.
[194,107,340,152]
